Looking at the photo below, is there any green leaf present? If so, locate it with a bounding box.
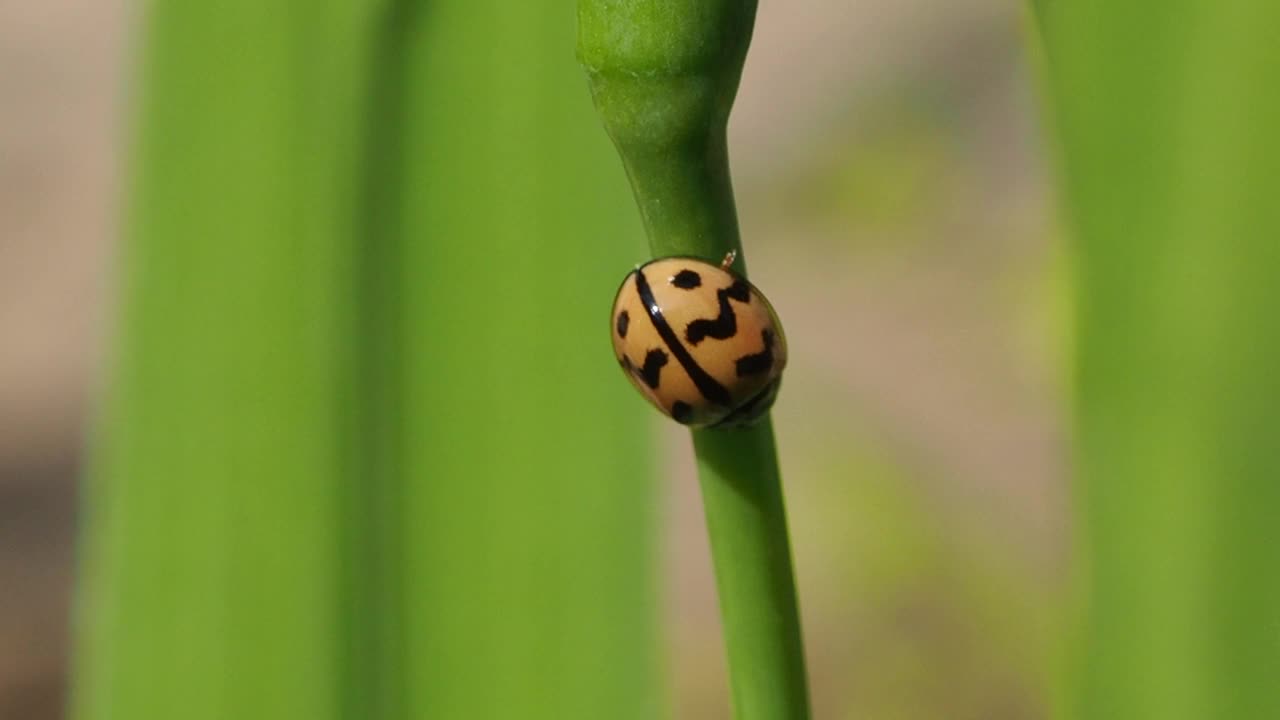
[75,2,658,719]
[1038,1,1280,717]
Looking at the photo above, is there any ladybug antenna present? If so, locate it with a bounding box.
[720,249,737,270]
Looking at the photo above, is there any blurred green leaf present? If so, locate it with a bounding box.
[1038,1,1280,717]
[394,3,659,718]
[74,3,381,718]
[75,2,657,719]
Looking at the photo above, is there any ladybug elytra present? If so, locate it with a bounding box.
[610,252,787,428]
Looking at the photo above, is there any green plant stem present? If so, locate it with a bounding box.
[693,422,810,720]
[579,3,811,718]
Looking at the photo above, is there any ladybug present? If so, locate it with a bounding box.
[610,251,787,428]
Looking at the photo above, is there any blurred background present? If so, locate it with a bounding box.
[1,1,1064,718]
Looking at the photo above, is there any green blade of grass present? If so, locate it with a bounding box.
[1038,1,1280,718]
[391,3,660,719]
[578,2,811,719]
[82,1,665,718]
[74,1,383,718]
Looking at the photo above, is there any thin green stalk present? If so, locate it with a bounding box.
[578,3,811,719]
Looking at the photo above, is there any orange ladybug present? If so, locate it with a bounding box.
[610,252,787,428]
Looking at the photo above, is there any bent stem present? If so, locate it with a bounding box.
[578,2,811,718]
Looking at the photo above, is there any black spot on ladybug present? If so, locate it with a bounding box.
[735,328,775,377]
[634,268,732,405]
[637,348,669,389]
[671,269,702,289]
[616,310,630,338]
[671,401,693,424]
[685,280,752,345]
[619,355,632,371]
